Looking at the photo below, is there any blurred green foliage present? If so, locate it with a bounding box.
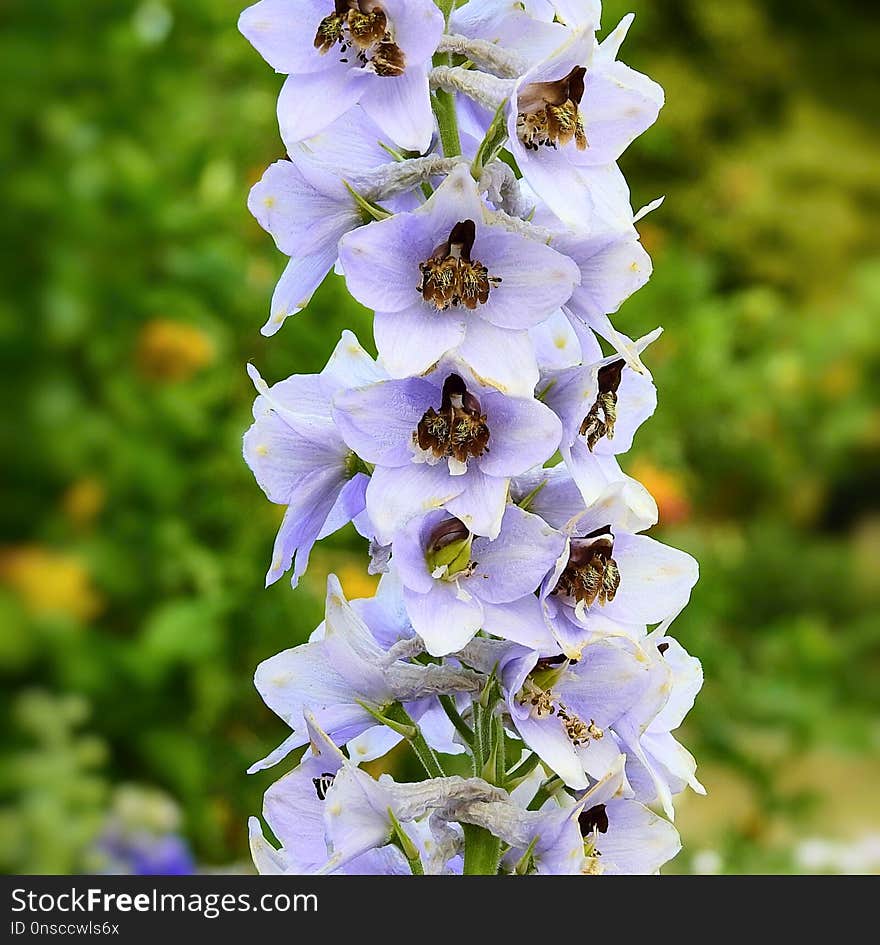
[1,0,878,874]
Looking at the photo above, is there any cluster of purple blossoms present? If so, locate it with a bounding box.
[239,0,704,875]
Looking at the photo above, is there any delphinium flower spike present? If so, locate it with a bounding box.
[240,0,703,875]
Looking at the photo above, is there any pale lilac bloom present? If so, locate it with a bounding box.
[243,331,383,586]
[248,159,365,336]
[613,632,706,818]
[332,361,563,542]
[391,504,564,655]
[541,328,661,500]
[249,109,426,336]
[249,714,411,874]
[319,765,504,874]
[249,575,482,773]
[283,104,418,193]
[563,755,682,874]
[539,476,698,658]
[308,571,467,764]
[239,0,444,152]
[337,165,580,391]
[498,634,652,790]
[507,20,663,227]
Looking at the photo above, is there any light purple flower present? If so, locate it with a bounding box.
[566,754,682,874]
[498,634,652,790]
[248,714,412,875]
[243,331,383,586]
[239,0,444,152]
[507,19,664,227]
[337,165,580,390]
[391,504,564,655]
[539,477,698,658]
[249,574,482,772]
[332,363,563,542]
[248,159,365,336]
[541,328,661,500]
[450,0,571,71]
[613,632,706,818]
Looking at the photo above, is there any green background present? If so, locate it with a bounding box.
[1,0,878,874]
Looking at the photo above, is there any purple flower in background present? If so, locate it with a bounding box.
[333,366,563,542]
[338,165,580,391]
[95,832,195,876]
[239,0,444,152]
[391,504,564,655]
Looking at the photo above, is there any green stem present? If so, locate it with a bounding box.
[389,809,425,875]
[433,88,462,158]
[507,750,542,785]
[435,0,456,25]
[493,713,506,789]
[527,776,565,812]
[432,2,461,158]
[438,694,474,747]
[471,701,485,775]
[462,823,502,875]
[386,703,446,779]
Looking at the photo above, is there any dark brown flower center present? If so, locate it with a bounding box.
[415,374,490,467]
[578,804,609,837]
[579,359,624,451]
[417,220,502,311]
[428,516,470,553]
[314,1,405,77]
[516,66,588,152]
[554,526,620,607]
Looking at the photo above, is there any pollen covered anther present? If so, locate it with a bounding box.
[313,1,405,77]
[554,526,621,607]
[415,374,490,467]
[417,220,502,311]
[580,359,625,451]
[517,66,588,152]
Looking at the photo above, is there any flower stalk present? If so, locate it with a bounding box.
[239,0,704,877]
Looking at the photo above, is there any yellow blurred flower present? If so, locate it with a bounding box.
[0,546,103,622]
[630,459,692,526]
[136,319,214,382]
[336,560,379,601]
[62,477,106,529]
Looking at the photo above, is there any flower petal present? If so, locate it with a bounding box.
[478,391,562,478]
[404,584,484,656]
[359,67,435,154]
[277,68,370,146]
[476,229,580,330]
[367,462,467,545]
[333,377,436,466]
[454,319,539,398]
[374,306,466,378]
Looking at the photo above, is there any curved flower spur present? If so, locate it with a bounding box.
[240,0,704,875]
